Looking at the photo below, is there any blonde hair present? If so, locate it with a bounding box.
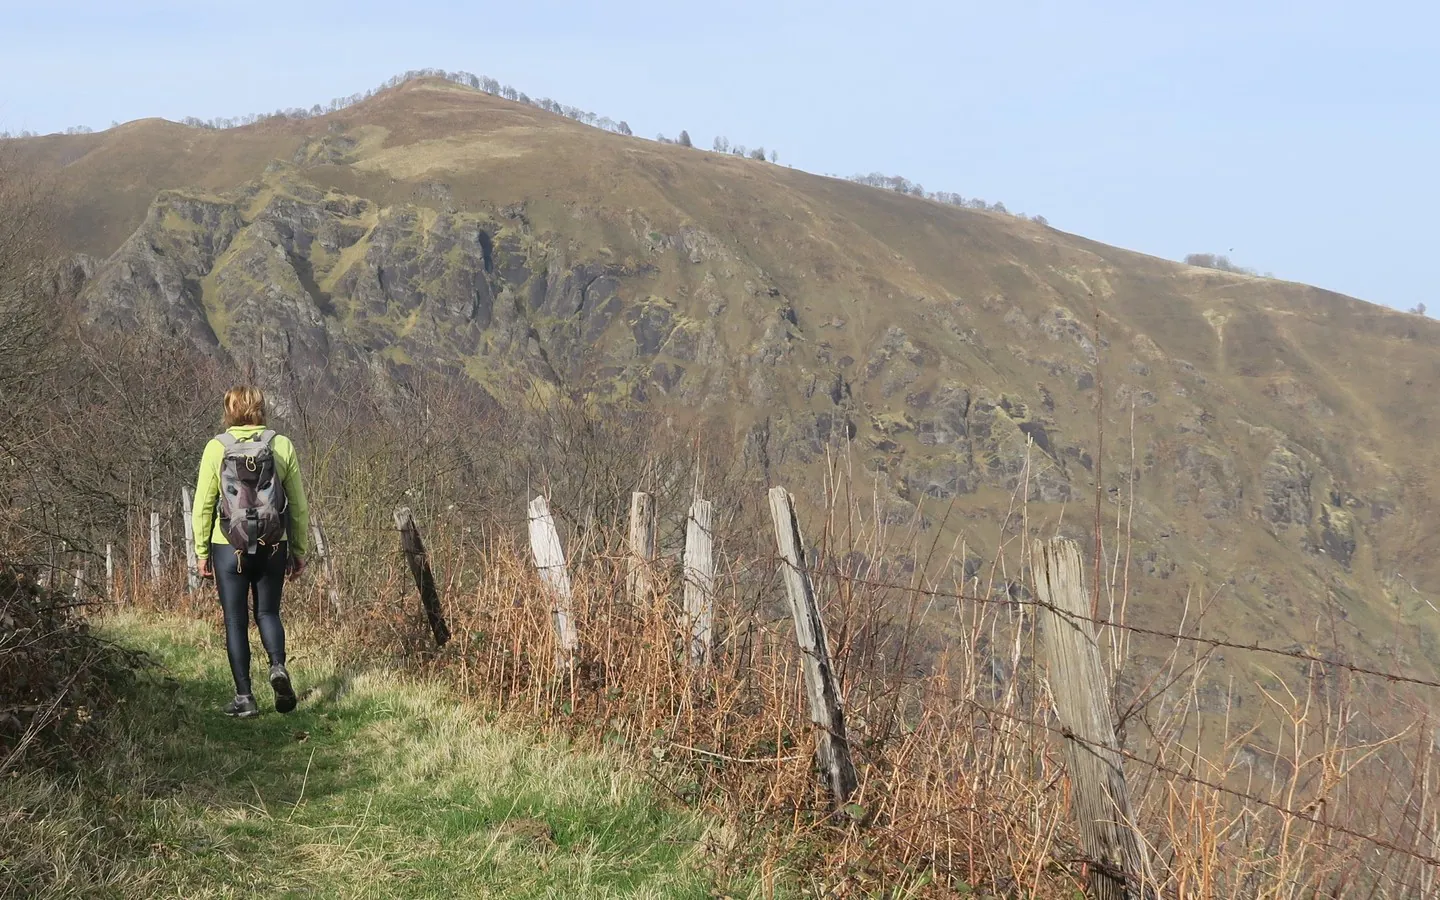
[222,386,267,428]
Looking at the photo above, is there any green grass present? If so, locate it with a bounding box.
[1,614,758,899]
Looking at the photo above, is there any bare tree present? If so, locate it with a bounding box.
[0,154,60,430]
[678,130,693,148]
[0,154,231,559]
[0,153,68,558]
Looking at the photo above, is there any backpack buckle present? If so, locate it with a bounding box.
[245,456,257,472]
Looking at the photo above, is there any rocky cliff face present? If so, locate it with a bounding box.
[32,78,1440,690]
[79,170,1111,513]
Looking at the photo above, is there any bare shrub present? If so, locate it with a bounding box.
[1185,252,1260,275]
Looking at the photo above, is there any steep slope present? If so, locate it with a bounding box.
[22,78,1440,685]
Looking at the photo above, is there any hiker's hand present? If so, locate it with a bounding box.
[199,558,212,579]
[287,556,307,581]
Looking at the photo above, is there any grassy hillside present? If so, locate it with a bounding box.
[14,74,1440,721]
[0,614,763,899]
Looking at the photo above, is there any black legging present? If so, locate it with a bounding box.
[212,542,288,696]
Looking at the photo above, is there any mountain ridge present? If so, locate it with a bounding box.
[15,75,1440,689]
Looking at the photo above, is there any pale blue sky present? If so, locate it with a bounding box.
[2,0,1436,310]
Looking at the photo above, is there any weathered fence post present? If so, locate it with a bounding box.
[310,517,342,619]
[39,541,55,590]
[627,491,657,605]
[392,507,451,647]
[527,496,579,663]
[105,542,114,600]
[72,565,85,601]
[181,487,199,593]
[1033,537,1147,900]
[149,509,162,582]
[683,498,715,667]
[767,486,858,810]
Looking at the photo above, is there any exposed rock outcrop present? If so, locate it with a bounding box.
[1262,446,1312,528]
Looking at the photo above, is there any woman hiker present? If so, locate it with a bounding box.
[192,386,310,718]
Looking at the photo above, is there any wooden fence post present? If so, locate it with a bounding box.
[72,565,85,601]
[1033,537,1147,900]
[627,491,657,605]
[311,517,342,618]
[767,486,858,810]
[105,542,114,600]
[392,507,451,647]
[181,487,199,593]
[683,498,715,667]
[39,541,54,590]
[149,509,161,582]
[41,541,66,590]
[527,496,579,663]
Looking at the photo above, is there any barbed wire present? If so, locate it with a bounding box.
[926,686,1440,871]
[804,568,1440,692]
[94,511,1440,693]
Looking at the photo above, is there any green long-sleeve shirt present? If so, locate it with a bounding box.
[193,425,310,560]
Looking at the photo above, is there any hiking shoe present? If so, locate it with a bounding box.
[225,694,259,718]
[269,663,297,714]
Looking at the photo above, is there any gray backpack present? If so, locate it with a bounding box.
[215,430,288,555]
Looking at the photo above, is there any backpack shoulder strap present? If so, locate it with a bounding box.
[216,433,238,450]
[258,429,277,447]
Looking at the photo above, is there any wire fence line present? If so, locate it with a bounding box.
[923,685,1440,871]
[801,569,1440,692]
[410,535,1440,696]
[90,503,1440,692]
[510,524,1440,876]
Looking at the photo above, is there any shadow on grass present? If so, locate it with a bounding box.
[74,615,731,899]
[120,627,379,819]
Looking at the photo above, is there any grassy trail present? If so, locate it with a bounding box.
[2,614,755,899]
